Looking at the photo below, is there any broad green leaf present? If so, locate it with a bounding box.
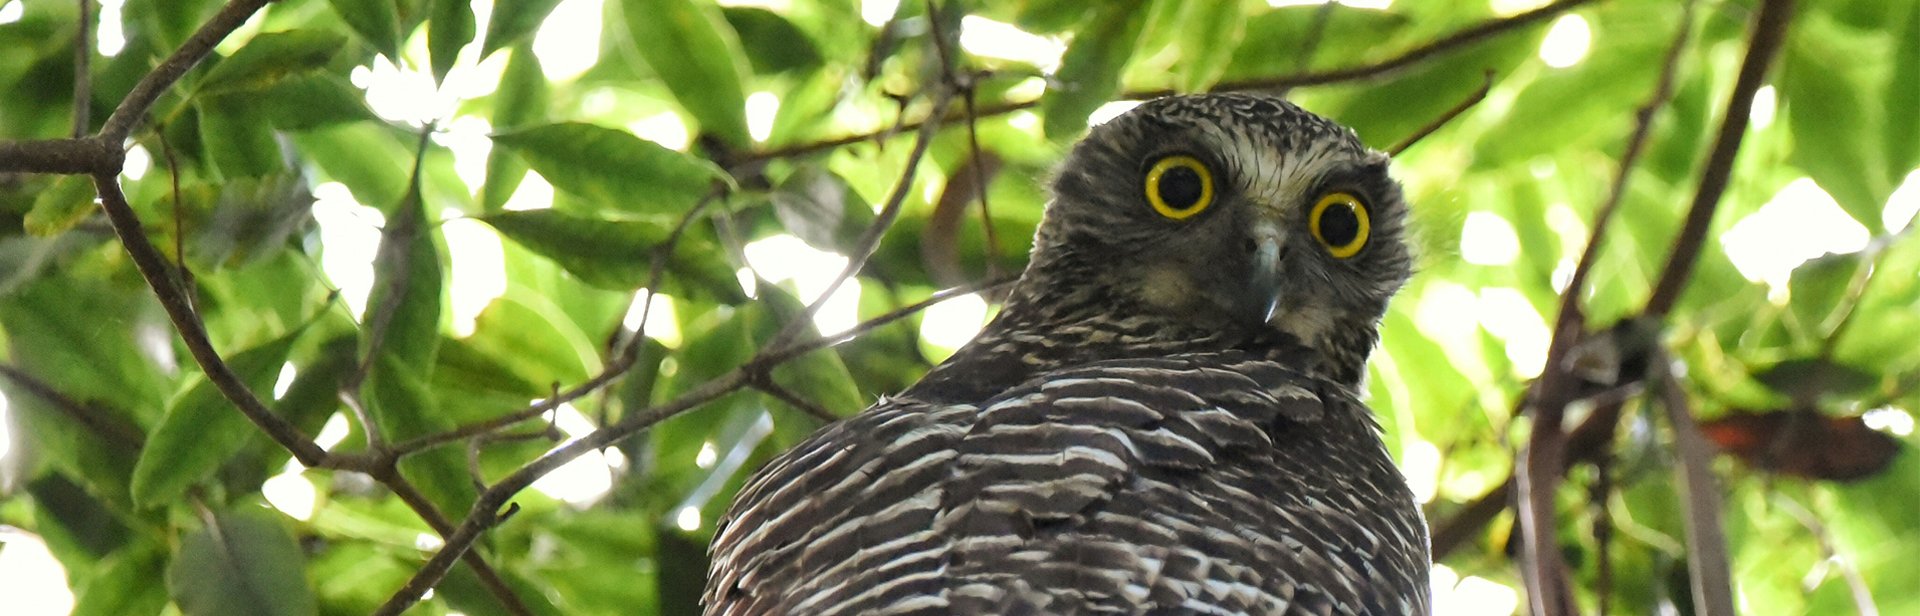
[619,0,753,146]
[366,354,477,516]
[429,0,477,82]
[130,327,302,509]
[481,45,548,212]
[196,30,347,96]
[71,543,168,616]
[480,209,745,301]
[23,175,96,237]
[362,180,444,372]
[325,0,402,60]
[1042,0,1152,140]
[197,97,284,178]
[255,73,377,131]
[1887,4,1920,177]
[482,0,565,58]
[291,123,411,224]
[1785,252,1862,339]
[723,7,823,75]
[1782,18,1895,232]
[770,166,874,254]
[166,508,318,616]
[490,122,729,214]
[1171,0,1246,92]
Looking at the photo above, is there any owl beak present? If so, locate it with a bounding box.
[1251,228,1284,324]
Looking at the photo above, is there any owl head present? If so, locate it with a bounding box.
[1019,93,1414,379]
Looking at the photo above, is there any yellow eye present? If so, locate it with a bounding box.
[1310,192,1370,259]
[1144,155,1214,220]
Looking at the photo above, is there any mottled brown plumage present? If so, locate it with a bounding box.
[707,94,1429,615]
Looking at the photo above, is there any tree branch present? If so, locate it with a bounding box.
[1659,375,1733,616]
[1645,0,1794,317]
[736,0,1605,164]
[91,173,331,465]
[100,0,271,143]
[0,138,120,174]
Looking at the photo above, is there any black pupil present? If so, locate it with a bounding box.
[1158,166,1203,210]
[1320,203,1361,246]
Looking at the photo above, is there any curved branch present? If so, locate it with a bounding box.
[100,0,270,142]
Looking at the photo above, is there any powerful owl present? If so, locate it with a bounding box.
[706,93,1429,615]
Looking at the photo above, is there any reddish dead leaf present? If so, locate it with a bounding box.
[1699,410,1903,482]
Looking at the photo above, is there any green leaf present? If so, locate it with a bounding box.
[480,45,548,212]
[196,30,347,96]
[1171,0,1245,92]
[490,122,729,214]
[166,508,318,616]
[1886,4,1920,177]
[291,122,412,208]
[722,7,823,75]
[71,543,169,616]
[362,182,444,372]
[619,0,753,146]
[366,354,476,516]
[1752,357,1879,405]
[253,73,377,131]
[325,0,402,60]
[1782,18,1895,232]
[770,167,874,254]
[130,327,303,509]
[197,96,285,178]
[480,209,745,301]
[23,175,97,237]
[429,0,477,82]
[482,0,565,58]
[1042,0,1152,140]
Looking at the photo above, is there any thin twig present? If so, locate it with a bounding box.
[73,0,92,138]
[100,0,271,142]
[1387,70,1494,156]
[91,172,332,466]
[1659,375,1734,616]
[1776,494,1880,616]
[764,92,953,352]
[752,379,840,423]
[372,370,753,616]
[383,475,536,616]
[1512,6,1696,609]
[0,363,146,449]
[736,0,1604,164]
[1645,0,1795,317]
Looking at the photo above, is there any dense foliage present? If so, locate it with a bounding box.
[0,0,1916,614]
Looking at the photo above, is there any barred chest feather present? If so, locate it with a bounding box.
[705,350,1430,616]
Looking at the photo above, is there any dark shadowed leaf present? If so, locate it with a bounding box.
[1042,1,1151,140]
[491,122,729,214]
[482,0,565,58]
[481,45,548,212]
[723,7,823,75]
[480,209,746,302]
[429,0,477,82]
[1752,357,1879,405]
[196,30,347,96]
[619,0,753,146]
[325,0,402,60]
[71,542,168,616]
[771,166,874,254]
[130,327,303,509]
[166,508,318,616]
[362,179,444,372]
